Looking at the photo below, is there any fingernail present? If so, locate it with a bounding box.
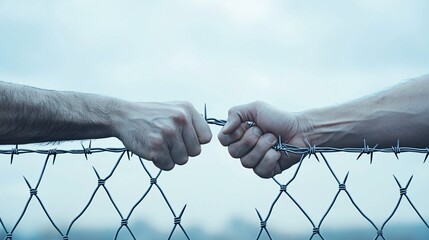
[252,127,262,136]
[264,134,277,145]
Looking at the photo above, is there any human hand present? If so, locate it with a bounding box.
[113,101,212,170]
[218,101,310,178]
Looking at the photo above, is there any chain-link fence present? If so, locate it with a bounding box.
[1,117,429,239]
[0,143,189,240]
[254,140,429,240]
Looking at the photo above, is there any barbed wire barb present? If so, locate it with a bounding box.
[356,139,379,164]
[304,139,319,162]
[10,144,18,164]
[424,148,429,163]
[392,140,401,160]
[49,148,58,165]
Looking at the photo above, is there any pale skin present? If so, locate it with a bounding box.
[218,74,429,178]
[0,81,212,170]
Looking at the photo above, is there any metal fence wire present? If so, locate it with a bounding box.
[0,144,189,240]
[0,115,428,240]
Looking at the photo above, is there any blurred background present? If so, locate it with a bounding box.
[1,0,429,239]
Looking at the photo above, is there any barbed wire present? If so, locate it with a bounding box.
[0,113,428,239]
[205,112,429,163]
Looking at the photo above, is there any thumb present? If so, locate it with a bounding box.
[222,103,257,134]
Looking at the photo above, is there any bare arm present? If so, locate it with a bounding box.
[218,74,429,178]
[0,81,212,170]
[0,81,119,143]
[305,75,429,148]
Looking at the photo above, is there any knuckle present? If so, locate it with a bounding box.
[267,149,281,161]
[172,109,189,125]
[175,101,195,115]
[251,126,262,137]
[161,125,177,137]
[242,135,256,147]
[227,108,234,115]
[227,106,239,117]
[148,136,165,151]
[262,133,277,147]
[146,151,157,161]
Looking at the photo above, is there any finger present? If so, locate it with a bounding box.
[222,113,242,135]
[279,153,303,171]
[218,122,249,146]
[167,136,189,165]
[191,110,212,144]
[222,103,257,134]
[146,137,175,171]
[152,148,175,170]
[240,133,277,169]
[253,149,282,178]
[228,126,262,158]
[182,123,202,157]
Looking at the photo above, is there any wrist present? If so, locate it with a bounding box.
[63,92,124,140]
[299,105,365,148]
[294,111,317,146]
[108,98,132,139]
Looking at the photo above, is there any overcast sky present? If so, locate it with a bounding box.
[1,0,429,238]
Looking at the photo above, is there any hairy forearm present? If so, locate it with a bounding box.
[0,81,121,144]
[302,75,429,148]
